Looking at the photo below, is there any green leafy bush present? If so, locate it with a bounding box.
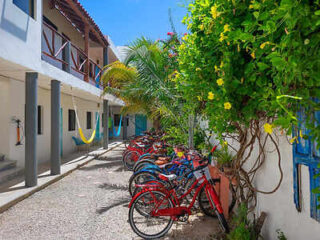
[227,204,257,240]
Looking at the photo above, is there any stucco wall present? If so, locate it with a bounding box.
[3,77,103,167]
[0,0,42,71]
[227,131,320,239]
[0,76,10,158]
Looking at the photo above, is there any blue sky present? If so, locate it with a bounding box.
[79,0,188,46]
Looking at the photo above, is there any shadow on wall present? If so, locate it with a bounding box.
[0,0,29,42]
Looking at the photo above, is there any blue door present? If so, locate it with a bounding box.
[293,107,320,221]
[135,114,147,136]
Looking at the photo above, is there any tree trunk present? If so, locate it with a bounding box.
[153,117,161,130]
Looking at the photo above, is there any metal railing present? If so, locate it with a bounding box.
[41,22,104,88]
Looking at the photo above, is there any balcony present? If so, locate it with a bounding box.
[41,22,104,89]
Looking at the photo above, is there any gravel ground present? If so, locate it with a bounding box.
[0,145,220,240]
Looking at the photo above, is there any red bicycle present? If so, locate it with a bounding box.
[128,147,229,239]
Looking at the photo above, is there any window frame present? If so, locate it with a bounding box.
[37,105,43,135]
[68,109,76,132]
[13,0,35,18]
[87,112,92,129]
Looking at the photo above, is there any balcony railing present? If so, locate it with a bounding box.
[41,22,104,89]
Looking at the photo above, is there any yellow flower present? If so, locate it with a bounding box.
[219,32,227,42]
[249,4,254,9]
[224,102,232,110]
[299,130,303,138]
[214,65,219,72]
[196,67,201,72]
[197,96,202,101]
[179,44,186,51]
[220,61,224,68]
[177,152,184,158]
[223,24,231,32]
[182,35,188,41]
[208,92,215,100]
[290,136,299,144]
[199,24,204,31]
[251,51,256,59]
[260,41,270,49]
[211,4,219,19]
[264,123,273,134]
[217,78,224,86]
[223,141,228,146]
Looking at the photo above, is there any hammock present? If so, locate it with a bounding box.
[71,92,100,144]
[110,115,123,137]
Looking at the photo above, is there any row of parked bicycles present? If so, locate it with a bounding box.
[122,131,233,239]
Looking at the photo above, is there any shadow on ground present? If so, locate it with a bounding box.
[79,160,123,171]
[96,196,130,214]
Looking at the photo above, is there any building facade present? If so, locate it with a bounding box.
[0,0,151,185]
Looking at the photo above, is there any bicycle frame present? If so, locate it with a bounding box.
[129,174,223,220]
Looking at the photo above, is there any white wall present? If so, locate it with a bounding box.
[0,0,42,71]
[0,76,10,158]
[2,77,103,167]
[227,132,320,239]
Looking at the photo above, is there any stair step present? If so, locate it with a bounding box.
[0,167,24,184]
[0,160,17,172]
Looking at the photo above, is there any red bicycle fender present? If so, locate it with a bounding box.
[206,184,224,214]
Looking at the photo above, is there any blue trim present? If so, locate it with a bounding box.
[293,106,320,221]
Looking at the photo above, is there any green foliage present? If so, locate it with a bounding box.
[177,0,320,141]
[102,37,183,129]
[213,146,234,167]
[276,229,287,240]
[227,204,257,240]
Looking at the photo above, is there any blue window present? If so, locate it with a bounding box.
[13,0,34,18]
[293,105,320,222]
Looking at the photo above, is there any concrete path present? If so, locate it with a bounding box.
[0,145,220,240]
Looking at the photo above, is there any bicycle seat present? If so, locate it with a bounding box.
[158,174,177,181]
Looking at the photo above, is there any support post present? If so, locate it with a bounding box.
[51,80,61,175]
[103,100,109,149]
[25,72,38,187]
[65,42,72,73]
[123,115,128,140]
[188,114,195,149]
[84,24,90,82]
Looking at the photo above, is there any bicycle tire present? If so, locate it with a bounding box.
[123,151,141,170]
[129,190,174,239]
[133,159,155,172]
[128,171,159,196]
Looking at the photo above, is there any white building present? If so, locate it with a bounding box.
[0,0,151,186]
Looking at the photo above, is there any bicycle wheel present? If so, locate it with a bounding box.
[205,186,230,233]
[198,184,236,218]
[129,171,159,196]
[133,159,155,172]
[198,186,217,218]
[129,190,174,239]
[123,151,141,170]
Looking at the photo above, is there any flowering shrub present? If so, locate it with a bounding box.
[176,0,320,205]
[177,0,320,139]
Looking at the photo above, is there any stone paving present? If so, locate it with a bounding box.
[0,145,220,240]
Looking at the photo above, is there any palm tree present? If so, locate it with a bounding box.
[101,37,180,130]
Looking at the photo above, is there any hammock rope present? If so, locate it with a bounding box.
[71,91,100,144]
[111,115,123,137]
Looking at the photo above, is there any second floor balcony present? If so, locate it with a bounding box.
[41,22,104,89]
[41,0,111,89]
